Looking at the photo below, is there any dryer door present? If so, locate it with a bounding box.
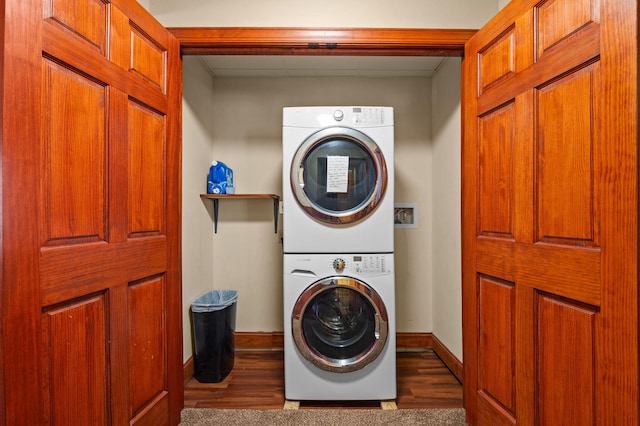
[290,127,387,224]
[291,276,389,373]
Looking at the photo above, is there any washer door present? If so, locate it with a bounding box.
[290,127,387,224]
[291,276,389,373]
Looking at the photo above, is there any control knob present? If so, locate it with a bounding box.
[333,258,346,272]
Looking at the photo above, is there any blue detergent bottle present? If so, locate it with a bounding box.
[207,161,234,194]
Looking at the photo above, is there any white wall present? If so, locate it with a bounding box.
[431,58,463,360]
[149,0,498,29]
[181,57,217,358]
[136,0,150,11]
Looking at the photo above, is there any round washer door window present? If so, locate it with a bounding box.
[291,276,389,373]
[290,127,387,224]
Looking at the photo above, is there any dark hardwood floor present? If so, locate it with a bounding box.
[184,349,463,409]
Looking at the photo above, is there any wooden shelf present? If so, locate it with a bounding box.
[200,194,280,233]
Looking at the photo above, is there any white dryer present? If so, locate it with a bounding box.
[284,253,396,401]
[283,106,394,254]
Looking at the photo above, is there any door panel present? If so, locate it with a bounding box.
[43,295,108,426]
[128,100,166,235]
[463,0,637,425]
[536,65,599,246]
[130,28,166,90]
[43,0,108,54]
[478,102,516,238]
[535,0,599,59]
[477,29,516,94]
[478,276,515,414]
[129,276,167,418]
[42,59,107,244]
[537,295,596,425]
[0,0,182,425]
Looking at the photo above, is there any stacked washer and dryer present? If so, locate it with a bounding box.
[282,106,396,401]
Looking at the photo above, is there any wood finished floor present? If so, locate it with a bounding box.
[184,349,463,409]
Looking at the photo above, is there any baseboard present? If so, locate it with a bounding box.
[235,331,284,349]
[184,331,463,384]
[430,334,463,383]
[396,332,433,350]
[183,356,194,387]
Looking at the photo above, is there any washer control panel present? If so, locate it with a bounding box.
[352,255,387,273]
[330,255,389,274]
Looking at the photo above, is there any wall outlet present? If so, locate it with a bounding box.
[394,203,418,228]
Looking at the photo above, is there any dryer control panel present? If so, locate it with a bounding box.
[349,107,386,125]
[330,107,387,125]
[283,105,393,129]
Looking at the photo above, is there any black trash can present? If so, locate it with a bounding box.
[191,290,238,383]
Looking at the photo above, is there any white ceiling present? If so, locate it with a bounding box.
[197,55,447,78]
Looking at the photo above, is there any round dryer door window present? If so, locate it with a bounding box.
[291,277,389,373]
[291,127,387,224]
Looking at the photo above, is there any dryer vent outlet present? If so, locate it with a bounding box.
[394,203,417,228]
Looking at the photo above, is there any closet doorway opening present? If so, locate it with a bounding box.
[174,26,472,384]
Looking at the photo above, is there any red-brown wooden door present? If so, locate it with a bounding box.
[462,0,637,425]
[0,0,182,425]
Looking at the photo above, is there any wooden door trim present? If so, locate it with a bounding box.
[165,32,184,426]
[168,27,477,56]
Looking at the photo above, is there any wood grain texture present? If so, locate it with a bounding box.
[169,27,477,56]
[0,1,183,425]
[43,0,108,53]
[536,64,599,245]
[184,350,462,410]
[477,391,516,426]
[430,334,463,383]
[204,331,462,384]
[478,102,515,238]
[0,1,46,424]
[537,295,596,425]
[476,238,601,306]
[463,1,638,425]
[42,295,107,426]
[478,277,515,414]
[129,277,167,417]
[536,0,599,58]
[461,26,481,425]
[41,59,106,244]
[478,27,515,93]
[595,2,638,423]
[131,27,166,91]
[164,26,184,426]
[128,100,166,236]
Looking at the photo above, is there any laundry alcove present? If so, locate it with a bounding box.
[175,27,470,381]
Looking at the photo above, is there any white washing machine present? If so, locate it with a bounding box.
[283,106,394,254]
[284,253,396,401]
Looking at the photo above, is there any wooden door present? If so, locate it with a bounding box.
[462,0,637,425]
[0,0,183,425]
